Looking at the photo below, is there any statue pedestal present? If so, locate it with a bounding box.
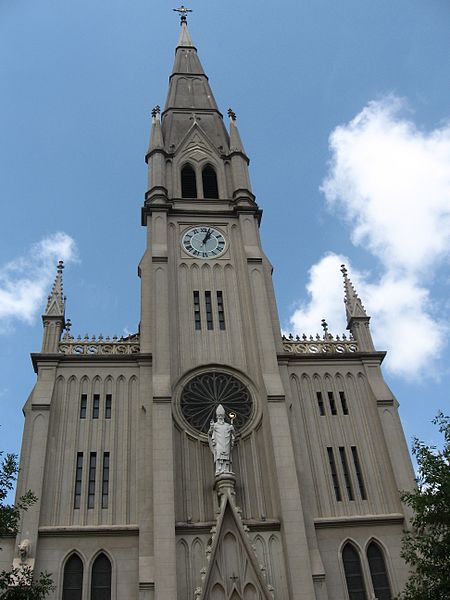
[214,473,236,507]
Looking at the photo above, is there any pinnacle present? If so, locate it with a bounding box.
[340,264,368,321]
[44,260,66,317]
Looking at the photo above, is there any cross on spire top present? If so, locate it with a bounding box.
[173,5,193,24]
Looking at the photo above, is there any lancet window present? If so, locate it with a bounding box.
[202,164,219,198]
[367,542,392,600]
[90,553,112,600]
[181,164,197,198]
[62,554,83,600]
[342,543,367,600]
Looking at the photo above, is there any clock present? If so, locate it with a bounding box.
[182,226,226,259]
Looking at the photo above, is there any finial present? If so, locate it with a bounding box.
[151,105,161,119]
[228,108,237,121]
[321,319,329,337]
[65,318,72,332]
[173,4,192,24]
[57,260,64,275]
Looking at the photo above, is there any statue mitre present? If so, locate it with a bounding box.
[216,404,225,417]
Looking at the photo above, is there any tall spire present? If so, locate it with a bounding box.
[162,15,229,153]
[340,264,374,352]
[44,260,66,317]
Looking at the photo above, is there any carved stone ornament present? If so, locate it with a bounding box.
[180,371,253,434]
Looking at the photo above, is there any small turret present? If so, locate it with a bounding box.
[145,105,168,204]
[341,264,375,352]
[41,261,66,353]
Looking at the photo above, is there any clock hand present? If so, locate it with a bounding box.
[202,229,212,244]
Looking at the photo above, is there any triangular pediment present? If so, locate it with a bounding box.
[176,122,220,163]
[198,496,274,600]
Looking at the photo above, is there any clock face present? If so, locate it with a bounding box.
[182,226,226,259]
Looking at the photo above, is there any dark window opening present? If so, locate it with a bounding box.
[367,542,392,600]
[102,452,110,509]
[193,291,201,330]
[88,452,96,509]
[74,453,83,509]
[91,553,112,600]
[181,164,197,198]
[80,394,87,419]
[351,446,367,500]
[328,391,337,415]
[339,447,354,500]
[105,395,112,419]
[327,447,342,501]
[205,291,213,330]
[340,391,349,415]
[316,392,325,416]
[92,394,100,419]
[217,291,226,330]
[62,554,83,600]
[342,543,368,600]
[202,165,219,198]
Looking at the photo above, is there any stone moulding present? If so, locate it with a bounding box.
[314,514,404,529]
[38,525,139,537]
[58,333,140,355]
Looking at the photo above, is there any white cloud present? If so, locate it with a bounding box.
[0,233,78,333]
[290,97,450,379]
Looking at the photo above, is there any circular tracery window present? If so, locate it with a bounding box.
[180,371,253,434]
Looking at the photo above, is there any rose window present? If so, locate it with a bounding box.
[180,372,253,434]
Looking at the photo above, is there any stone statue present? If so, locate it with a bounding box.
[208,404,235,475]
[18,539,31,563]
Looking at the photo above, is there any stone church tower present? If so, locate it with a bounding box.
[1,14,416,600]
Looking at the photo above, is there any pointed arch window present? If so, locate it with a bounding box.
[342,543,367,600]
[181,164,197,198]
[202,165,219,198]
[62,553,83,600]
[91,553,111,600]
[367,542,392,600]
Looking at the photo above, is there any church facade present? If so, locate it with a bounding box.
[1,16,416,600]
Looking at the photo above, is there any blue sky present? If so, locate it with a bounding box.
[1,0,449,465]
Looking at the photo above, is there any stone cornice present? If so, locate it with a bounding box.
[277,351,386,364]
[31,353,152,373]
[38,525,139,537]
[314,513,404,529]
[175,519,281,534]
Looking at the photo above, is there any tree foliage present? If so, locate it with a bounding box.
[398,412,450,600]
[0,452,54,599]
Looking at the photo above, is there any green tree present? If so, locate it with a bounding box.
[398,412,450,600]
[0,452,54,599]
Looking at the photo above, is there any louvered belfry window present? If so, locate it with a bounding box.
[342,543,368,600]
[62,554,83,600]
[181,164,197,198]
[202,164,219,198]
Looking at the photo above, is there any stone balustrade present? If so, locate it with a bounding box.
[59,333,140,355]
[281,333,358,354]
